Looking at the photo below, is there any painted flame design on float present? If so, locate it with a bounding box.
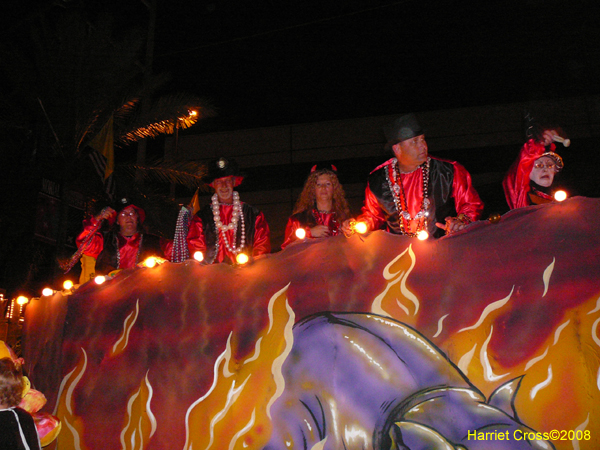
[53,348,88,450]
[542,258,555,297]
[371,244,420,317]
[480,325,510,382]
[119,371,157,450]
[458,286,514,333]
[448,288,514,382]
[433,313,449,338]
[183,284,295,450]
[367,248,600,449]
[530,365,553,400]
[111,299,140,357]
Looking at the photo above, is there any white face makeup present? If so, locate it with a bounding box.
[530,156,558,188]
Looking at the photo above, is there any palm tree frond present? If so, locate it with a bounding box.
[120,160,210,191]
[116,94,216,145]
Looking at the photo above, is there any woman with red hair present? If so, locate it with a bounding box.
[282,165,351,249]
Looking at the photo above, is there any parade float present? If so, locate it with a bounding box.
[22,197,600,449]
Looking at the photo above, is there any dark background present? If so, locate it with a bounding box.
[3,0,598,130]
[152,0,599,130]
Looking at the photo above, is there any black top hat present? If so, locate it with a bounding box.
[206,157,244,187]
[384,113,424,148]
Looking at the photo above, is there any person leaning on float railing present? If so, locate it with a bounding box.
[75,198,172,282]
[503,127,568,210]
[342,113,484,239]
[281,164,351,248]
[186,157,271,265]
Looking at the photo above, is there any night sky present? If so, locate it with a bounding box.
[2,0,598,130]
[150,0,599,129]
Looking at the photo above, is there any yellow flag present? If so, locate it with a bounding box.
[188,188,200,216]
[89,115,114,179]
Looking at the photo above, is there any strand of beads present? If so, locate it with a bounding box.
[212,191,246,255]
[386,157,431,237]
[172,207,192,262]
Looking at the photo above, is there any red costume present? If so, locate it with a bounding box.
[187,203,270,264]
[281,209,342,249]
[359,157,483,238]
[503,139,557,209]
[76,216,172,272]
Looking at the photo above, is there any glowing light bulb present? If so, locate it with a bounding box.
[94,276,106,285]
[295,228,306,239]
[42,288,54,297]
[354,221,368,234]
[144,257,157,268]
[417,230,429,240]
[554,190,567,202]
[16,296,29,305]
[236,253,249,265]
[193,251,204,262]
[63,280,74,290]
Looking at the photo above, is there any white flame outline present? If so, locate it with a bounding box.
[524,346,549,371]
[64,418,84,450]
[572,414,590,450]
[480,326,509,382]
[371,245,419,316]
[242,337,263,365]
[459,286,514,333]
[119,370,157,450]
[266,285,296,419]
[592,317,600,348]
[183,340,231,450]
[53,347,88,417]
[433,314,449,338]
[530,365,553,400]
[457,343,477,377]
[586,297,600,315]
[542,258,555,297]
[112,299,140,355]
[228,409,255,450]
[204,374,250,450]
[592,317,600,393]
[53,348,87,450]
[552,319,570,345]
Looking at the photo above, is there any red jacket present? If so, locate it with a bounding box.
[503,139,556,209]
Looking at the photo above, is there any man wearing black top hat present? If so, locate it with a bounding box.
[355,113,483,238]
[76,198,171,278]
[187,157,271,264]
